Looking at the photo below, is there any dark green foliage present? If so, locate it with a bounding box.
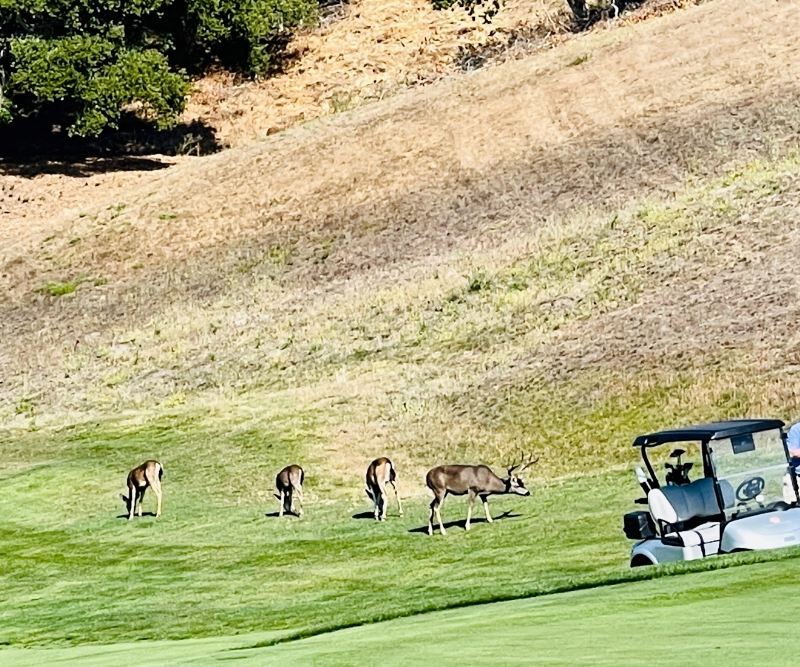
[0,0,317,136]
[432,0,502,24]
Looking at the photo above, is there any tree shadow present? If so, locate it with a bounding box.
[0,113,224,178]
[408,510,520,533]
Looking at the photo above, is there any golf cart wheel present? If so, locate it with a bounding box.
[631,554,655,568]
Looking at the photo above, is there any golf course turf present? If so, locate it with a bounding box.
[3,1,800,664]
[3,557,798,666]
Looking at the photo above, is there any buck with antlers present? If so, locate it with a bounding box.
[365,457,403,521]
[121,460,164,520]
[425,453,538,535]
[275,464,304,517]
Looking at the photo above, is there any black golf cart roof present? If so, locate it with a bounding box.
[633,419,785,447]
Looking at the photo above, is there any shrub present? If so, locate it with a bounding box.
[0,0,317,137]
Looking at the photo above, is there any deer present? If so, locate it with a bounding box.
[120,460,164,520]
[275,464,304,517]
[425,453,538,535]
[365,457,403,521]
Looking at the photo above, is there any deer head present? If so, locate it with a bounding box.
[506,451,539,496]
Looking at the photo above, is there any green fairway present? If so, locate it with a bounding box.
[0,415,640,647]
[4,558,798,666]
[3,2,800,663]
[3,417,800,655]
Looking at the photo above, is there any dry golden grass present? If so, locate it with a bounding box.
[2,0,800,490]
[0,0,697,248]
[185,0,707,147]
[184,0,566,147]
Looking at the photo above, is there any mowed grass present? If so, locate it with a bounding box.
[4,557,800,666]
[0,413,637,647]
[3,414,800,656]
[2,2,800,662]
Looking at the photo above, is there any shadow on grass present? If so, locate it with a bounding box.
[0,114,224,178]
[116,511,158,520]
[265,511,302,518]
[408,510,520,533]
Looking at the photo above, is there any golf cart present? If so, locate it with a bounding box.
[624,419,800,567]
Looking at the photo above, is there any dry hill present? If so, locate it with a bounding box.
[2,0,800,487]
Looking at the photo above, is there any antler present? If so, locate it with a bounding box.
[506,452,523,476]
[518,452,540,473]
[506,449,540,476]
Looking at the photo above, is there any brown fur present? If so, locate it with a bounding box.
[365,457,403,521]
[425,456,537,535]
[121,460,164,520]
[275,464,304,516]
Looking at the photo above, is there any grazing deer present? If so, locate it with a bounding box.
[275,464,304,516]
[425,454,538,535]
[365,457,403,521]
[121,460,164,520]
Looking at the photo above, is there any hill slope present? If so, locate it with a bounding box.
[3,0,800,483]
[2,0,800,656]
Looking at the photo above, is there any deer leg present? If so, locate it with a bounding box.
[481,495,493,523]
[431,492,447,535]
[148,476,162,518]
[378,485,388,521]
[127,488,135,520]
[435,500,447,536]
[371,488,380,520]
[137,488,145,517]
[278,489,285,517]
[466,491,476,531]
[295,486,304,516]
[428,498,437,535]
[390,480,404,516]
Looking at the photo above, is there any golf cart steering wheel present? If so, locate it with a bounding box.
[736,476,765,502]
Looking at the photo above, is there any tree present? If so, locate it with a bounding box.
[0,0,317,137]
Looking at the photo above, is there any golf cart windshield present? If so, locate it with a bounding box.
[711,428,789,518]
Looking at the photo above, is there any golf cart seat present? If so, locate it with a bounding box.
[784,472,799,503]
[635,466,653,494]
[648,478,724,556]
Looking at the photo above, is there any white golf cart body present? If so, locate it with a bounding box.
[625,419,800,567]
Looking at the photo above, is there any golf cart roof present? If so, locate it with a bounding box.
[633,419,785,447]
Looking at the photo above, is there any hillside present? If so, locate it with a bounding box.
[2,0,800,655]
[3,0,800,481]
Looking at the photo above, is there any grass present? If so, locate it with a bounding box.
[2,1,800,662]
[0,411,634,647]
[3,413,800,654]
[3,553,800,665]
[4,146,800,654]
[34,279,83,297]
